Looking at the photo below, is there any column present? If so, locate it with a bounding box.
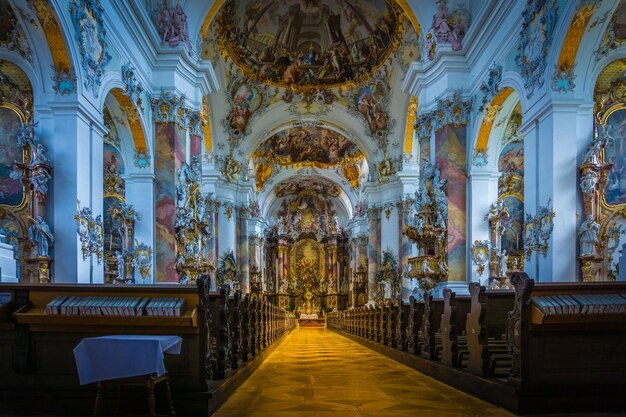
[435,124,468,295]
[154,122,186,282]
[367,208,381,303]
[124,173,156,283]
[237,208,250,293]
[39,107,105,283]
[467,169,500,284]
[523,102,592,282]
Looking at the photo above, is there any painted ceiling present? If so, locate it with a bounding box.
[274,176,341,198]
[254,126,363,168]
[215,0,403,90]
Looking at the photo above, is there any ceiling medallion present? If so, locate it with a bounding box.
[215,0,404,92]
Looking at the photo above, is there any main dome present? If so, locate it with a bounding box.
[215,0,404,90]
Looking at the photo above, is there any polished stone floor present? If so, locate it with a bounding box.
[213,328,514,417]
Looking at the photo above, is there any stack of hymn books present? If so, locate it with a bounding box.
[45,296,187,317]
[532,293,626,316]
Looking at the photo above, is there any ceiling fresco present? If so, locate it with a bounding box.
[274,176,341,198]
[254,126,363,167]
[215,0,404,90]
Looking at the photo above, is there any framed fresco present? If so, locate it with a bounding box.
[600,105,626,208]
[0,104,27,209]
[215,0,404,91]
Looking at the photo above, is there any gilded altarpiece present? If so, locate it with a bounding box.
[578,72,626,281]
[0,61,53,283]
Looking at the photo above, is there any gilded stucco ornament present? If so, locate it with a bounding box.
[470,240,491,277]
[515,0,558,98]
[131,240,153,282]
[478,64,502,113]
[68,0,112,97]
[222,75,268,144]
[0,2,33,62]
[523,198,555,258]
[414,91,473,141]
[74,199,104,263]
[150,90,205,139]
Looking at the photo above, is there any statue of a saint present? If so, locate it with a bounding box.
[579,172,598,194]
[578,215,600,256]
[28,216,54,257]
[499,249,508,278]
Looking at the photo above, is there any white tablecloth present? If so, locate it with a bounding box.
[73,335,182,385]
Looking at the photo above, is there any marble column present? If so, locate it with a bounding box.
[367,208,381,303]
[435,124,468,287]
[154,122,186,282]
[237,208,250,293]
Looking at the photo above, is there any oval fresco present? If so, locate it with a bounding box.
[254,126,362,167]
[216,0,403,89]
[0,107,24,207]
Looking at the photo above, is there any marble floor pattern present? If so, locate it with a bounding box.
[212,328,514,417]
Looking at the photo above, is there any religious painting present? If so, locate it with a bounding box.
[613,1,626,41]
[498,143,524,176]
[500,195,524,256]
[290,239,325,315]
[275,177,340,198]
[254,126,363,168]
[103,145,125,258]
[354,79,391,137]
[216,0,403,90]
[0,107,24,208]
[226,77,264,135]
[603,107,626,206]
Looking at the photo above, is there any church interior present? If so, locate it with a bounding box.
[0,0,625,416]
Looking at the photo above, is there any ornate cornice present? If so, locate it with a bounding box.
[414,91,473,141]
[150,90,205,139]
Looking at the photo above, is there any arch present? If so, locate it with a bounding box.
[474,87,515,153]
[258,170,357,220]
[239,101,380,165]
[404,96,418,154]
[100,78,149,156]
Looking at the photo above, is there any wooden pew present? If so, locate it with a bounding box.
[405,297,424,355]
[440,290,471,367]
[507,273,626,394]
[465,283,515,377]
[420,295,443,360]
[396,300,409,351]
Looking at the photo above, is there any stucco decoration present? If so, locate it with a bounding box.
[430,0,470,51]
[121,62,144,111]
[414,91,473,141]
[275,177,341,198]
[222,75,268,143]
[68,0,112,97]
[347,74,395,144]
[215,0,404,91]
[51,66,77,95]
[595,1,626,61]
[515,0,558,98]
[478,64,502,113]
[0,0,33,62]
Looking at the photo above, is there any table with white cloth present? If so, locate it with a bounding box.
[73,335,182,417]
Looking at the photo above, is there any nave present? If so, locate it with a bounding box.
[213,328,512,417]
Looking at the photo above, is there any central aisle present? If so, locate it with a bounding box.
[213,328,513,417]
